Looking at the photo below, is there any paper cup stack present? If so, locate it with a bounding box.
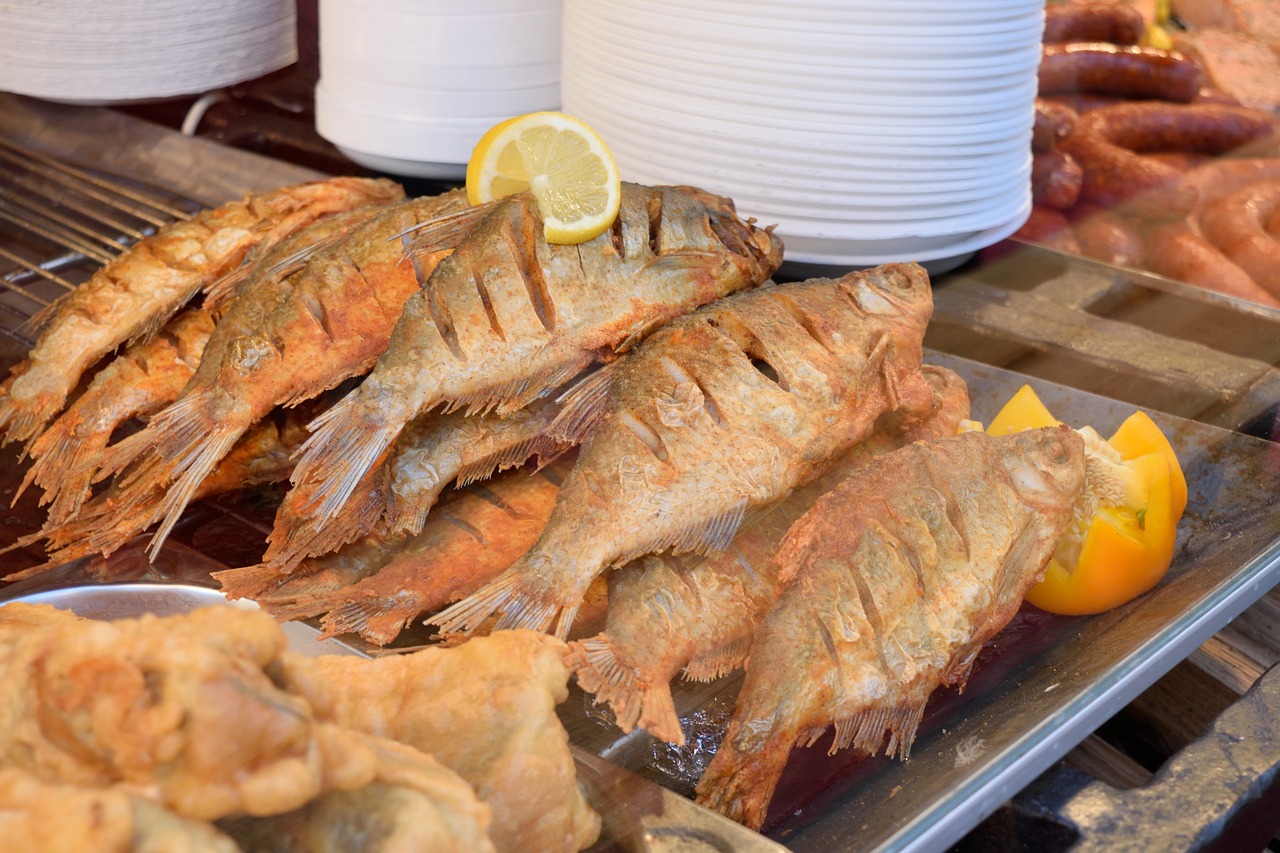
[562,0,1044,269]
[0,0,296,104]
[317,0,562,179]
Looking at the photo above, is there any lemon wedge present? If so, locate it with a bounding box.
[466,111,622,245]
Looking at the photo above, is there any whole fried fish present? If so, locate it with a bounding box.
[695,426,1087,830]
[261,396,570,575]
[0,176,404,445]
[93,190,475,557]
[243,459,574,646]
[287,182,783,530]
[17,203,389,528]
[567,365,970,745]
[432,263,937,640]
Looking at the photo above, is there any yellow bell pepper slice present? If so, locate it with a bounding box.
[1025,452,1176,615]
[985,385,1185,615]
[1107,410,1187,518]
[985,384,1060,436]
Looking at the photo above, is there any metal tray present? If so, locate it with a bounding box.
[561,351,1280,851]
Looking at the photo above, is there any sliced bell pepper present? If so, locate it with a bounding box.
[983,385,1186,616]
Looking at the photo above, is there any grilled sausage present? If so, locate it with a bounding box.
[1069,204,1144,267]
[1143,220,1279,306]
[1197,182,1280,298]
[1032,150,1084,209]
[1060,103,1280,213]
[1042,3,1145,46]
[1032,98,1078,152]
[1038,45,1203,102]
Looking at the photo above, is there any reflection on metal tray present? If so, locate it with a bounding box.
[0,549,786,853]
[562,351,1280,852]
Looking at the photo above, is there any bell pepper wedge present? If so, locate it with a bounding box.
[981,385,1187,616]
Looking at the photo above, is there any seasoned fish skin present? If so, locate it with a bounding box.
[0,177,404,445]
[290,182,783,527]
[433,263,936,640]
[92,191,472,558]
[567,365,971,746]
[695,426,1086,830]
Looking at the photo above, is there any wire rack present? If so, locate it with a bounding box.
[0,141,200,346]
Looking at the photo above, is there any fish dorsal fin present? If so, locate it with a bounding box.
[826,701,927,759]
[401,202,497,257]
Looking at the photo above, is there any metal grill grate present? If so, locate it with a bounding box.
[0,141,199,346]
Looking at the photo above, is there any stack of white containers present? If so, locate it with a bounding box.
[317,0,562,179]
[562,0,1045,270]
[0,0,296,104]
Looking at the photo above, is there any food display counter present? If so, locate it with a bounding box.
[2,10,1280,847]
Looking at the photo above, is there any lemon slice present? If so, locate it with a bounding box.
[466,111,622,245]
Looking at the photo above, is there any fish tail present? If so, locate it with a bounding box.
[17,419,106,525]
[263,482,387,571]
[0,387,64,447]
[694,727,792,831]
[293,394,402,526]
[212,563,292,601]
[567,636,686,746]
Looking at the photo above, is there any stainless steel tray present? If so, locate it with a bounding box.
[562,351,1280,852]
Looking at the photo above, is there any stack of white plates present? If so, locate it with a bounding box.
[562,0,1044,268]
[317,0,562,179]
[0,0,296,104]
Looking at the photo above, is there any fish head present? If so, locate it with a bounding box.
[997,425,1087,507]
[839,262,933,322]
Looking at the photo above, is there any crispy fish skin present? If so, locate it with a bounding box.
[567,365,970,746]
[695,426,1087,830]
[16,204,384,528]
[433,263,937,640]
[289,182,784,529]
[92,190,473,558]
[257,461,571,646]
[261,395,568,576]
[0,177,404,445]
[15,306,215,526]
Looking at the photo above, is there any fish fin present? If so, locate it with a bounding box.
[320,595,418,646]
[640,249,722,274]
[543,362,618,448]
[567,636,686,746]
[400,203,496,256]
[829,700,928,760]
[293,394,403,525]
[694,725,793,831]
[206,228,350,309]
[615,500,747,567]
[212,563,293,601]
[454,437,541,489]
[942,644,983,694]
[263,478,389,572]
[17,416,107,525]
[142,427,244,560]
[684,637,751,682]
[0,385,66,447]
[454,357,593,418]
